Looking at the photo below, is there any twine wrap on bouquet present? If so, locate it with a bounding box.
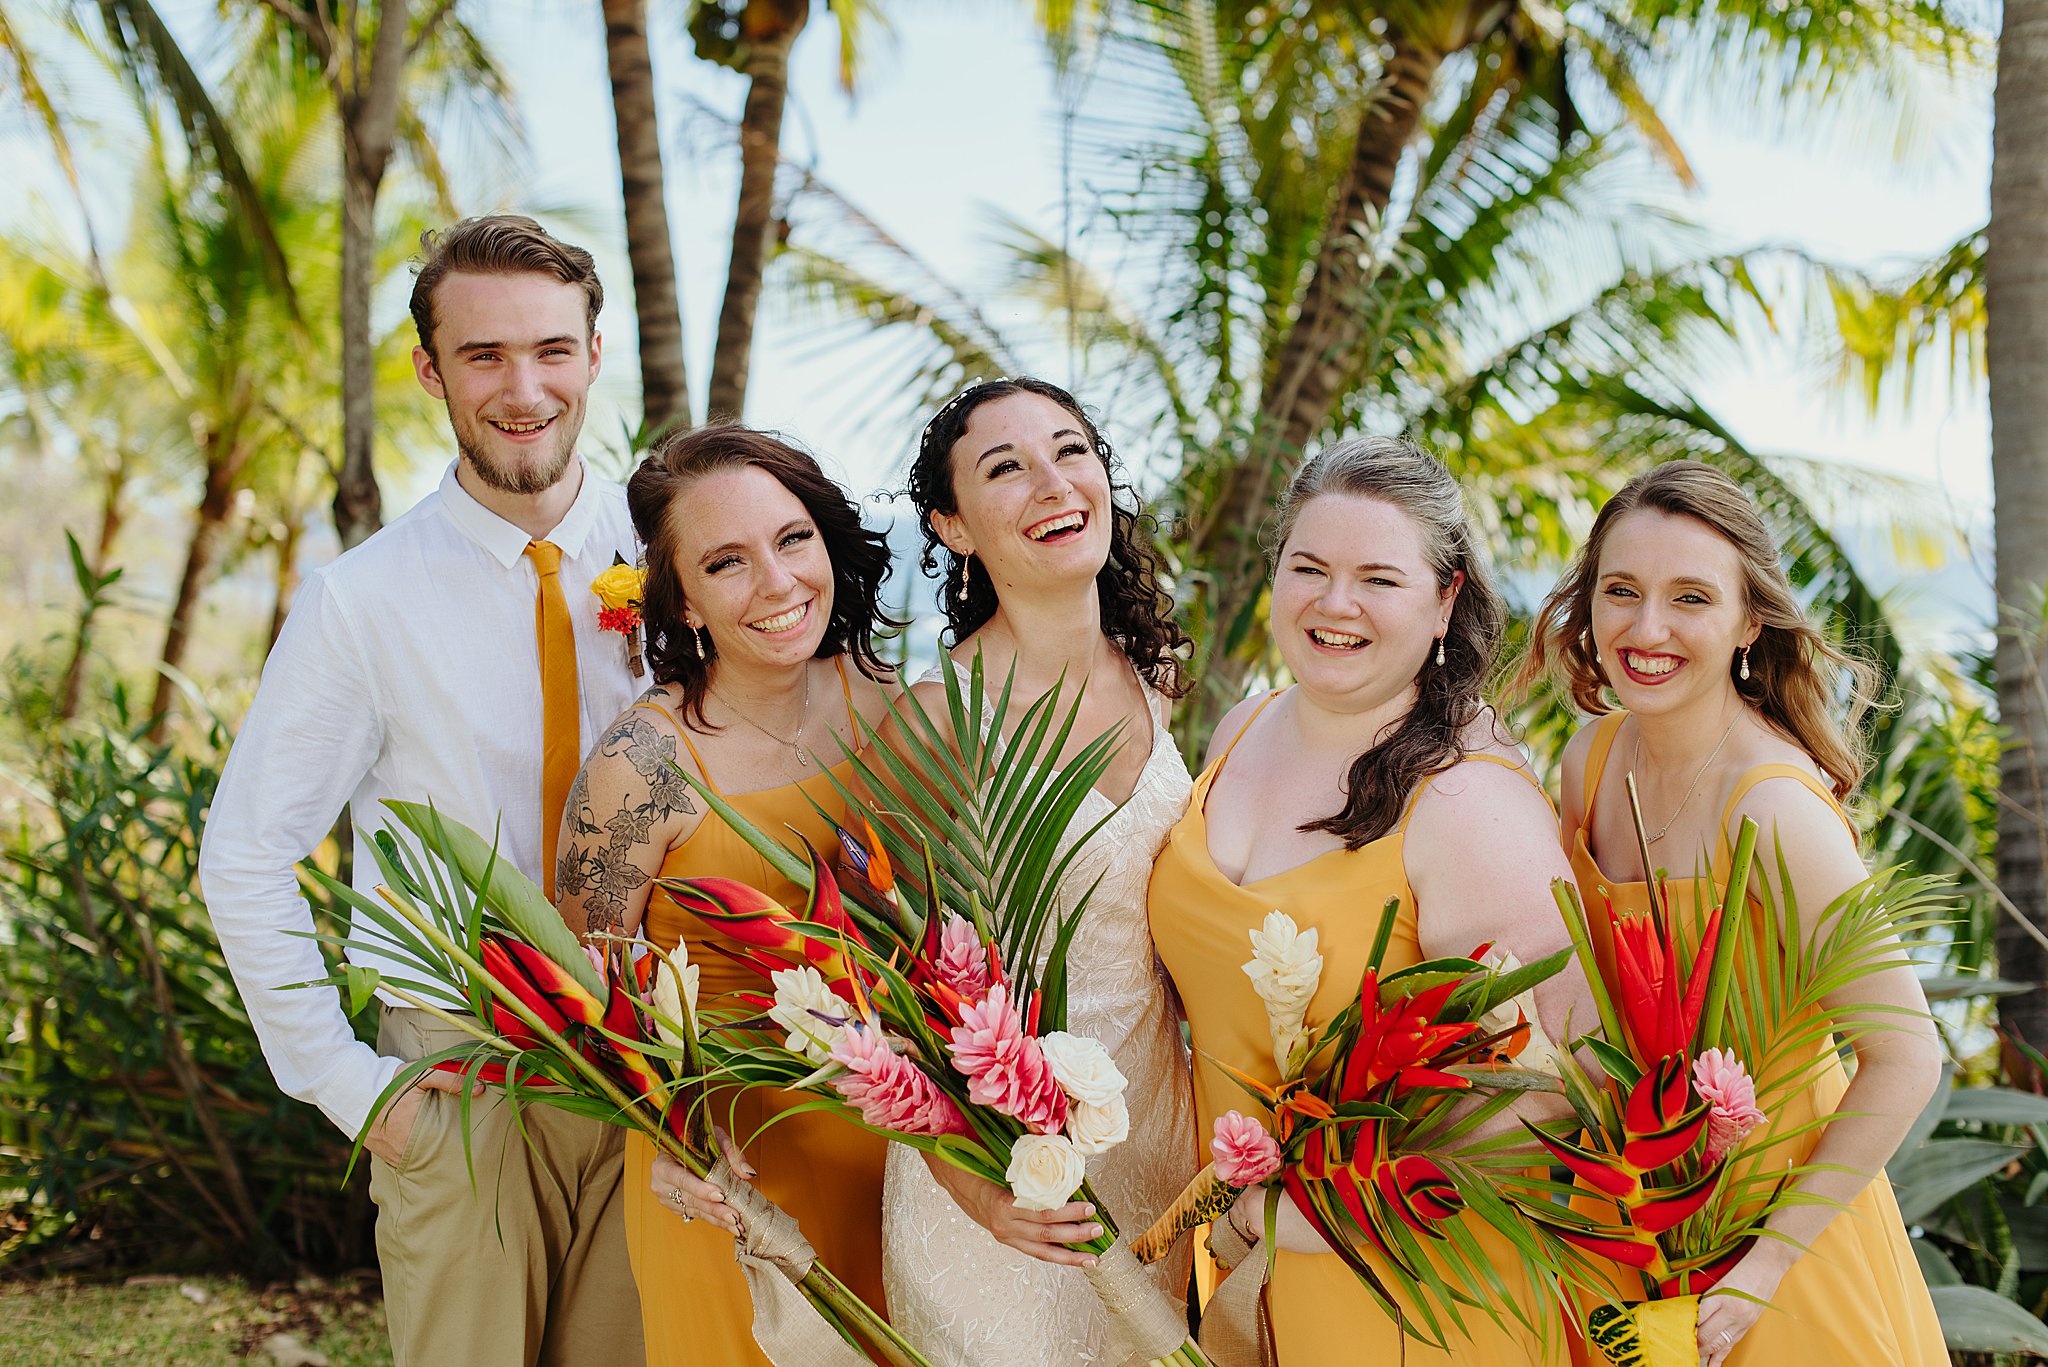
[1198,1212,1276,1367]
[1086,1238,1195,1366]
[712,1154,874,1367]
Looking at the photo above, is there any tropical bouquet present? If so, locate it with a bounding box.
[672,657,1212,1367]
[295,802,929,1367]
[1130,900,1585,1356]
[1513,792,1947,1367]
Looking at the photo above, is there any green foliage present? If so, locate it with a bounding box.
[0,692,373,1275]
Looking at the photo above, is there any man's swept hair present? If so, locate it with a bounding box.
[408,214,603,358]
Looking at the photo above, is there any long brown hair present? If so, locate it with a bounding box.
[1518,459,1878,797]
[629,424,898,726]
[906,377,1190,698]
[1272,437,1507,850]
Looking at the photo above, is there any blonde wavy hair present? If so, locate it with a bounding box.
[1518,460,1879,797]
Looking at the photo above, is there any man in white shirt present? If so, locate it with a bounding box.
[200,216,645,1365]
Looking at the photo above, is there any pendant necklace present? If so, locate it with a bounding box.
[714,668,814,768]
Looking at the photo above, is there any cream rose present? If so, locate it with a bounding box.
[1478,950,1564,1076]
[1064,1096,1129,1155]
[768,965,845,1064]
[1006,1133,1088,1211]
[1037,1031,1127,1108]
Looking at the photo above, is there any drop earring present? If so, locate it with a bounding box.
[691,625,705,659]
[957,557,972,604]
[1739,645,1751,681]
[1434,636,1446,667]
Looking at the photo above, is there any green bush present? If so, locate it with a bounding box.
[0,692,374,1275]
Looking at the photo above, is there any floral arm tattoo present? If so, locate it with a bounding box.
[555,709,697,934]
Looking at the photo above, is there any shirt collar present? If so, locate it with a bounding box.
[438,456,601,568]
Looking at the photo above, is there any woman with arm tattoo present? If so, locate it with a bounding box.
[555,424,899,1367]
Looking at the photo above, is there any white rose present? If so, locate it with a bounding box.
[650,947,699,1054]
[1064,1095,1129,1155]
[768,965,845,1064]
[1038,1031,1127,1108]
[1477,951,1564,1076]
[1006,1133,1088,1211]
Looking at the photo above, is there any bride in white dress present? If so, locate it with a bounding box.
[883,378,1198,1365]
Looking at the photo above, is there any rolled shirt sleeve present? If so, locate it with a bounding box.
[198,569,399,1139]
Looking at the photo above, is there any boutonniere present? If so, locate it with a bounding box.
[590,554,647,676]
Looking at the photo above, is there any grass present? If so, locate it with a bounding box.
[0,1275,390,1366]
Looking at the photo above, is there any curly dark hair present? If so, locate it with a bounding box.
[629,423,900,727]
[1268,436,1508,850]
[906,377,1190,697]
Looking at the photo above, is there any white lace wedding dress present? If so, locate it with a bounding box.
[882,666,1198,1366]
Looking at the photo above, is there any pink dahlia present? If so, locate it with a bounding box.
[949,983,1068,1134]
[934,914,992,1002]
[1693,1047,1766,1165]
[829,1024,971,1137]
[1210,1111,1283,1186]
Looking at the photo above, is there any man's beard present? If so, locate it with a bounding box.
[451,406,582,495]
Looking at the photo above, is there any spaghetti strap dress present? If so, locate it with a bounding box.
[1146,690,1568,1365]
[1564,709,1943,1365]
[622,660,889,1367]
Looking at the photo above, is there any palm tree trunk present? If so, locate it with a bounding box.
[1992,0,2048,1061]
[604,0,691,438]
[329,1,413,550]
[705,3,806,422]
[148,456,237,742]
[1184,40,1443,735]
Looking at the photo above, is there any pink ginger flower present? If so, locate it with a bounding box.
[934,914,992,1001]
[829,1024,971,1137]
[1693,1047,1766,1165]
[949,983,1068,1134]
[1210,1111,1283,1186]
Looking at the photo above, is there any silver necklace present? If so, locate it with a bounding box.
[714,667,814,768]
[1629,711,1740,844]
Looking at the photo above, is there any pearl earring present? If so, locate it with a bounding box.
[1434,636,1446,667]
[957,557,972,604]
[691,625,705,659]
[1739,645,1751,681]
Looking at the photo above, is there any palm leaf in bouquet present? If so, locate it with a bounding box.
[1514,809,1951,1366]
[290,803,931,1367]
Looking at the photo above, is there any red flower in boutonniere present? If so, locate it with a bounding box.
[590,556,647,673]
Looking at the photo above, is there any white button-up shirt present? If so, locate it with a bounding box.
[199,460,642,1137]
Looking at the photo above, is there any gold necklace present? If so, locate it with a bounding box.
[712,667,814,767]
[1629,711,1740,844]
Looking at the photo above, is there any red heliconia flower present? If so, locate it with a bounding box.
[1340,972,1483,1099]
[430,1058,552,1089]
[589,948,666,1102]
[481,936,604,1038]
[665,847,870,991]
[1525,1055,1708,1204]
[1608,884,1723,1063]
[1376,1153,1464,1235]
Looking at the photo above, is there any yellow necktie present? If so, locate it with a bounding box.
[525,540,579,900]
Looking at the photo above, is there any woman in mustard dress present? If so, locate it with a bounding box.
[553,425,898,1367]
[1147,437,1597,1364]
[1522,459,1944,1366]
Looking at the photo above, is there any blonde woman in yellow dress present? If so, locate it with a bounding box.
[1146,436,1596,1364]
[1522,458,1944,1367]
[553,425,898,1367]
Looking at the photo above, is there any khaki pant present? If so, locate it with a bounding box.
[369,1006,646,1367]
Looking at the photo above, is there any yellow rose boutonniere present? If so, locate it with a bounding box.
[590,561,645,632]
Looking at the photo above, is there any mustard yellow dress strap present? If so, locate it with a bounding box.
[1717,762,1858,848]
[1210,687,1287,778]
[1579,710,1629,825]
[832,657,856,731]
[633,696,720,797]
[1397,751,1552,829]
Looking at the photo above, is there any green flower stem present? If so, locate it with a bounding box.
[1551,880,1628,1055]
[1695,818,1759,1055]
